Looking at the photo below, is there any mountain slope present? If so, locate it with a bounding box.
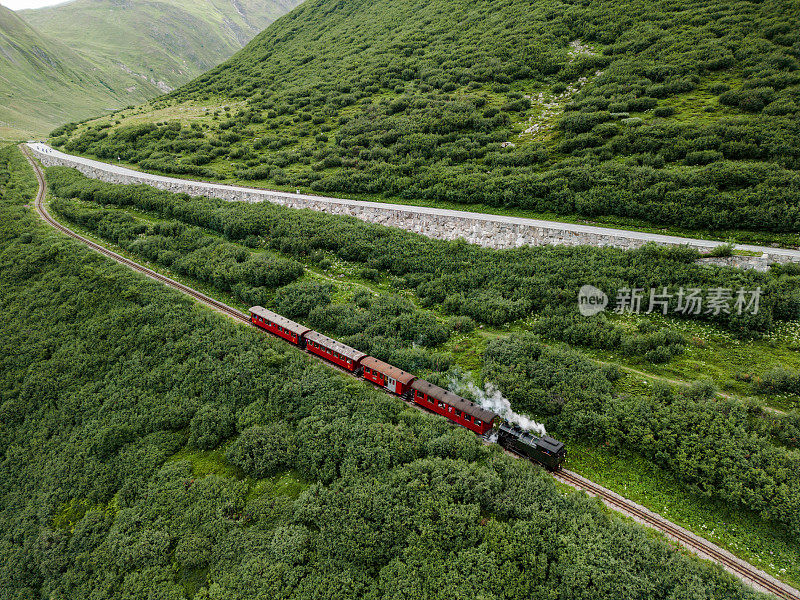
[0,4,126,139]
[22,0,302,96]
[57,0,800,243]
[1,0,302,139]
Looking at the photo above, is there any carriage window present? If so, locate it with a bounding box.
[455,409,462,417]
[437,401,445,408]
[463,415,471,422]
[475,419,482,426]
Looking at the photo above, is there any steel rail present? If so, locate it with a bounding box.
[553,469,798,600]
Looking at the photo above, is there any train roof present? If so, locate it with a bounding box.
[538,435,565,454]
[249,306,311,336]
[499,424,565,454]
[410,379,497,423]
[304,330,367,362]
[360,356,417,385]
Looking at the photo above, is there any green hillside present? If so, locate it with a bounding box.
[1,0,302,139]
[0,5,126,140]
[57,0,800,241]
[22,0,303,98]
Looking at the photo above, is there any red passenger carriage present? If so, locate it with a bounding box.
[303,330,366,373]
[361,356,416,396]
[249,306,309,345]
[410,379,497,435]
[250,308,502,437]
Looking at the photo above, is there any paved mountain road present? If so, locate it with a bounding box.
[26,142,800,262]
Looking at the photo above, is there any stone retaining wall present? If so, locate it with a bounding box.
[31,145,798,272]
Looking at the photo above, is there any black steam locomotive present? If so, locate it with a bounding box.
[497,423,567,471]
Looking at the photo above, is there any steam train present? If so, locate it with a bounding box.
[250,306,566,471]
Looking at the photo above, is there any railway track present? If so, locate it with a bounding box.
[20,144,800,600]
[21,144,252,327]
[553,469,799,599]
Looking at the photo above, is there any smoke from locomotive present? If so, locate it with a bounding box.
[448,373,547,436]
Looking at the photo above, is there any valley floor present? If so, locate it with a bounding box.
[23,145,800,591]
[21,144,800,597]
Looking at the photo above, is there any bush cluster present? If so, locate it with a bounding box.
[48,168,800,339]
[755,367,800,395]
[50,197,304,304]
[483,333,800,536]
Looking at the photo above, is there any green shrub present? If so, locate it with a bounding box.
[653,106,675,117]
[705,242,735,257]
[189,403,235,450]
[226,424,295,477]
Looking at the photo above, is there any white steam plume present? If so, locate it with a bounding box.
[447,372,546,436]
